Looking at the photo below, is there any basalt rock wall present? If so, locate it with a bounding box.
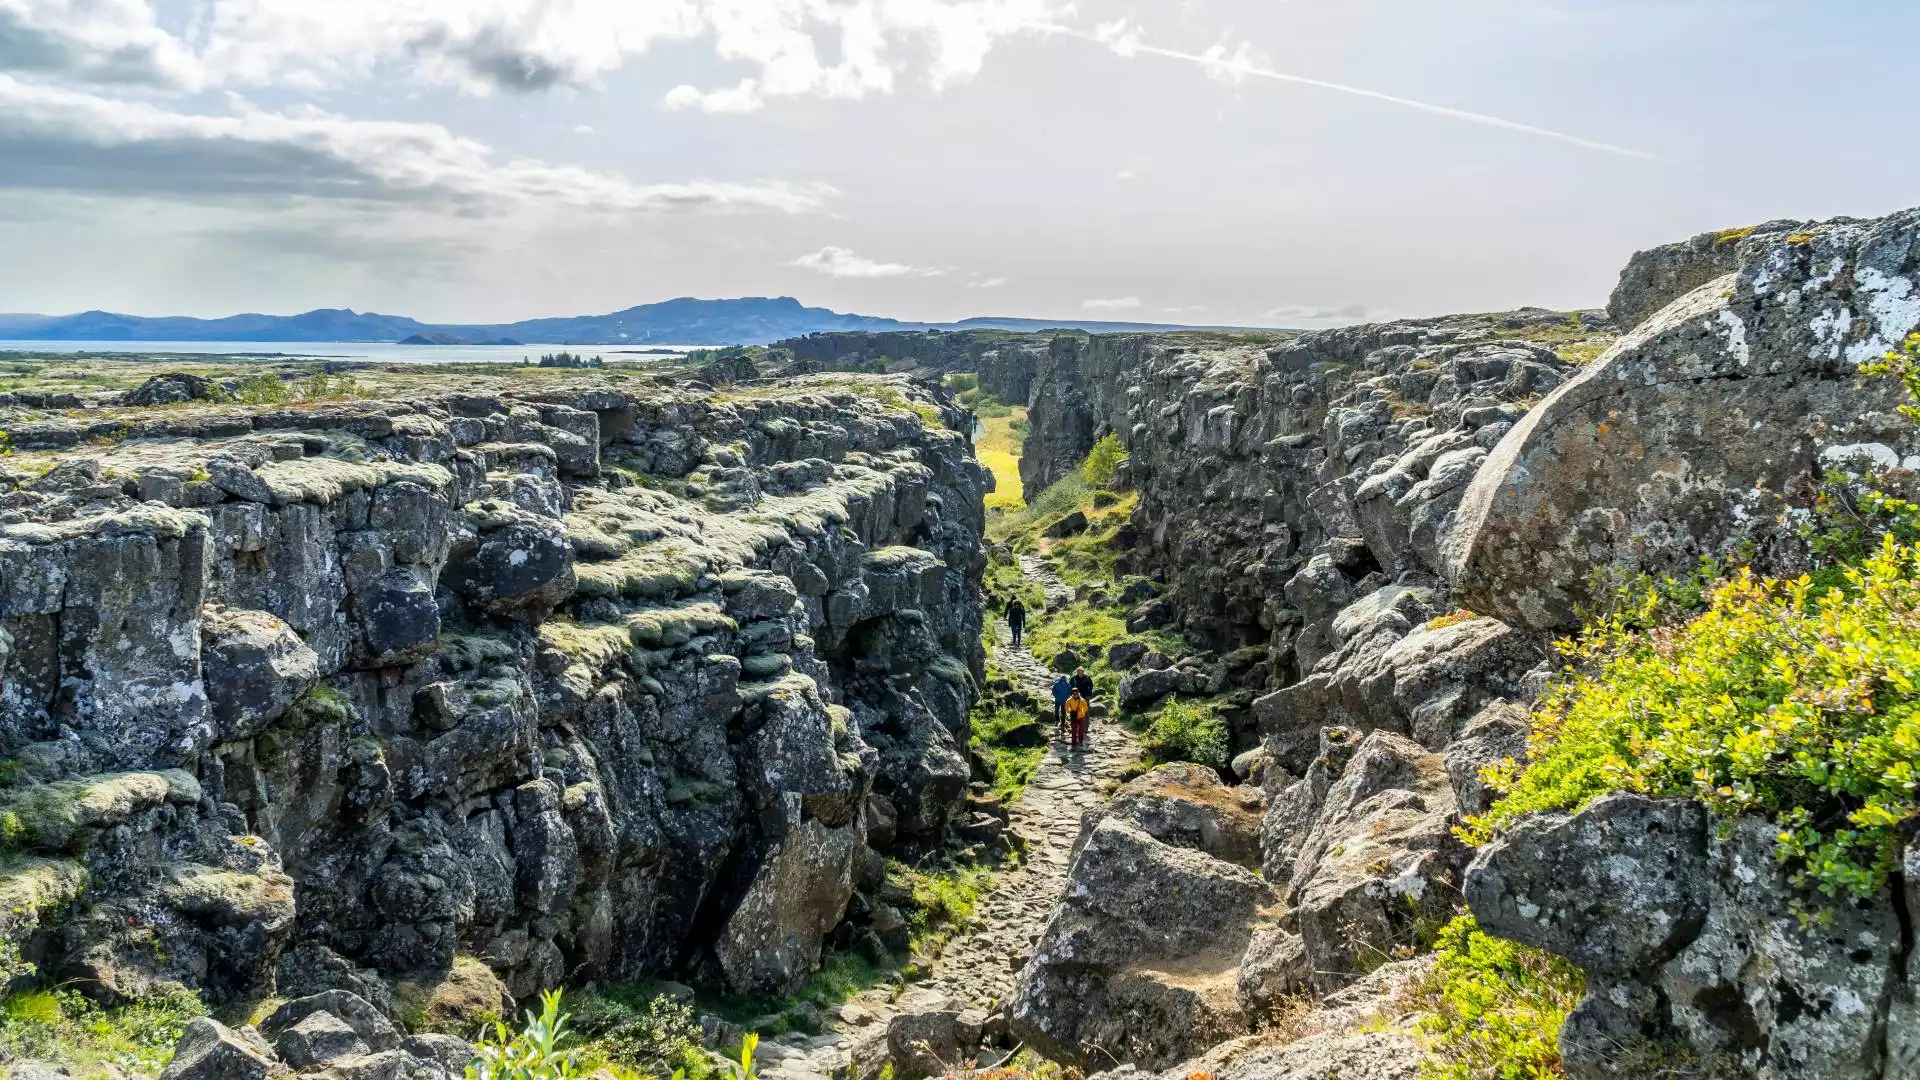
[776,330,1047,406]
[0,373,989,1011]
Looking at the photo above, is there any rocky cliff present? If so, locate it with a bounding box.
[1000,208,1920,1079]
[0,370,989,1017]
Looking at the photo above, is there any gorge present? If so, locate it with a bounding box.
[5,206,1920,1080]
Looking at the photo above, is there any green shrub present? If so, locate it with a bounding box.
[574,992,711,1080]
[1473,535,1920,900]
[1140,699,1228,769]
[231,371,290,405]
[1411,915,1584,1080]
[469,990,582,1080]
[1082,434,1127,488]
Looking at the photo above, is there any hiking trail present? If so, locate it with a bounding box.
[762,556,1141,1080]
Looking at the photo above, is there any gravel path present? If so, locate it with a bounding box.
[762,560,1139,1080]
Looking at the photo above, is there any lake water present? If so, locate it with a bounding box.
[0,340,699,365]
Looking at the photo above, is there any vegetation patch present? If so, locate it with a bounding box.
[1139,699,1230,770]
[1409,915,1584,1080]
[1472,537,1920,900]
[0,975,205,1079]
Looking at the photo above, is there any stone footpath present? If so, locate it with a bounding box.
[762,565,1140,1080]
[1020,553,1075,612]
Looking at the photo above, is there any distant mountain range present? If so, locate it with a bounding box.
[0,297,1275,347]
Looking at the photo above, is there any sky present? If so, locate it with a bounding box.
[1,0,1916,328]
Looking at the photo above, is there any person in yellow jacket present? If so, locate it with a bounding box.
[1065,689,1090,751]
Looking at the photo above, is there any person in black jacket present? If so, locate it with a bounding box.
[1071,666,1094,706]
[1006,597,1027,648]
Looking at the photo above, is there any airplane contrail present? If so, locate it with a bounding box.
[1039,24,1658,162]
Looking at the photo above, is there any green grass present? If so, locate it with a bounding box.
[0,982,206,1079]
[973,704,1048,803]
[976,407,1028,512]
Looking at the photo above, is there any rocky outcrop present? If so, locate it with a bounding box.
[0,372,988,1009]
[1468,794,1910,1080]
[1451,213,1920,631]
[1007,765,1275,1071]
[162,991,468,1080]
[1013,310,1599,655]
[1607,219,1807,331]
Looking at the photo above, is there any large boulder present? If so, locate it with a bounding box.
[1103,763,1264,868]
[1007,815,1275,1070]
[200,606,320,741]
[1449,213,1920,631]
[445,502,575,621]
[1465,793,1710,976]
[1468,794,1907,1080]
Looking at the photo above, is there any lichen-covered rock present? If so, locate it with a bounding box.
[1007,815,1275,1070]
[202,607,321,741]
[1466,793,1709,976]
[1468,792,1919,1080]
[1283,731,1463,993]
[0,372,988,1010]
[1451,212,1920,631]
[159,1019,278,1080]
[1607,220,1806,331]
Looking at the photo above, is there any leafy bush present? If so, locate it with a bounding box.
[1411,915,1584,1080]
[231,371,290,405]
[1472,535,1920,900]
[1082,434,1127,488]
[573,992,711,1080]
[469,991,579,1080]
[1140,699,1229,769]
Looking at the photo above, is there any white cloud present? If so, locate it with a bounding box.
[1161,304,1209,314]
[0,75,835,214]
[660,0,1061,114]
[1115,167,1137,180]
[0,0,201,87]
[1082,296,1141,311]
[789,245,940,279]
[970,275,1009,288]
[573,123,595,135]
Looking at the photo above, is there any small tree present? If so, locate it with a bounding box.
[1082,433,1127,489]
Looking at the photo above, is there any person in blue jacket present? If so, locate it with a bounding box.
[1051,673,1073,737]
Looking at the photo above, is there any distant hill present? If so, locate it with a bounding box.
[0,297,1278,346]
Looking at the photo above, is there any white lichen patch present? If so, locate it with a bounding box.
[1844,267,1920,365]
[1713,310,1752,366]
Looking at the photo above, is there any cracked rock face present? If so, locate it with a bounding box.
[0,372,987,1007]
[1468,796,1911,1080]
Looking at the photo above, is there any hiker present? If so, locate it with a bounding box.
[1051,673,1073,735]
[1065,687,1090,751]
[1006,596,1027,648]
[1070,666,1094,707]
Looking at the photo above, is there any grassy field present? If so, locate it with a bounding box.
[977,407,1028,512]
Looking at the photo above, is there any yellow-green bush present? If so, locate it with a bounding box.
[1082,434,1127,489]
[1412,915,1584,1080]
[1472,535,1920,899]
